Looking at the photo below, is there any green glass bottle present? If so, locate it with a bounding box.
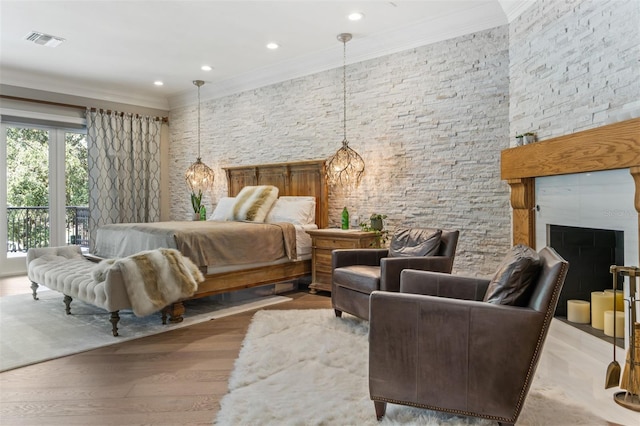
[341,207,349,230]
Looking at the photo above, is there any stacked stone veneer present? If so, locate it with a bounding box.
[509,0,640,141]
[170,26,510,275]
[168,1,639,276]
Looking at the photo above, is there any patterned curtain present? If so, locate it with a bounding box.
[86,109,161,251]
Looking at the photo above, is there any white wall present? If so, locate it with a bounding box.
[509,0,640,141]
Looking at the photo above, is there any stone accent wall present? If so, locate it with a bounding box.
[509,0,640,142]
[168,1,639,276]
[170,26,510,276]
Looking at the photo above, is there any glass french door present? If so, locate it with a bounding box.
[1,124,87,276]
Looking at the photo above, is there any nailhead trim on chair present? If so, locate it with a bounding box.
[371,253,569,425]
[509,259,569,421]
[370,396,513,424]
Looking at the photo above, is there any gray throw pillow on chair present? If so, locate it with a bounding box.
[483,244,542,306]
[388,228,442,257]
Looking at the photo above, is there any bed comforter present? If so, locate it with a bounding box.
[94,220,297,268]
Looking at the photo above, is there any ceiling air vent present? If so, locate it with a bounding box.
[24,31,65,48]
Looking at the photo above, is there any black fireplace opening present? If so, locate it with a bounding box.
[548,224,624,317]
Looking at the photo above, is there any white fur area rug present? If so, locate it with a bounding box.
[215,309,607,426]
[0,289,290,372]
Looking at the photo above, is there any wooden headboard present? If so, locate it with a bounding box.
[223,159,329,229]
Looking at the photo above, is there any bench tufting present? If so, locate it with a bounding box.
[26,246,198,336]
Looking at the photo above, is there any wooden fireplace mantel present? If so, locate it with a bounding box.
[500,117,640,260]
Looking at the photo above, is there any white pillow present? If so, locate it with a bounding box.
[209,197,235,221]
[266,196,316,225]
[230,185,279,222]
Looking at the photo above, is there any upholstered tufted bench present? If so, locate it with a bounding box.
[26,246,200,336]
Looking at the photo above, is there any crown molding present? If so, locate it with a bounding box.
[0,68,170,111]
[497,0,536,22]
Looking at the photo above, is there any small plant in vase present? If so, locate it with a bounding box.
[369,213,387,231]
[191,191,203,221]
[523,132,536,144]
[515,132,537,145]
[360,213,389,246]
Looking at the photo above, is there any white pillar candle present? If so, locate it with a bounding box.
[604,310,625,338]
[567,300,590,324]
[591,291,614,330]
[604,289,624,311]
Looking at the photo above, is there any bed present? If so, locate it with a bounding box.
[93,159,328,321]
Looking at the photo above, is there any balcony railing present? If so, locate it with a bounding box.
[6,206,89,253]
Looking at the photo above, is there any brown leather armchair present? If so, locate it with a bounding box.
[368,246,568,425]
[331,228,459,320]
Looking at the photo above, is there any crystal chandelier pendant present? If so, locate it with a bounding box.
[326,33,365,189]
[184,80,215,212]
[327,139,365,188]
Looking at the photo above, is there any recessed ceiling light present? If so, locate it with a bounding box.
[201,65,212,71]
[266,42,279,50]
[348,12,364,21]
[154,81,164,86]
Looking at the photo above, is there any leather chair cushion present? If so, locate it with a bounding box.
[333,265,381,294]
[483,244,542,306]
[388,228,442,258]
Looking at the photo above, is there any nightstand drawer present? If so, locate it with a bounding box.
[315,270,332,285]
[315,249,333,266]
[314,237,360,249]
[315,262,333,275]
[306,229,378,294]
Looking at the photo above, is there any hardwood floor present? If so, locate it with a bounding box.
[2,275,638,425]
[0,275,331,425]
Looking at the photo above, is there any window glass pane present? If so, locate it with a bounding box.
[65,132,89,249]
[6,127,50,253]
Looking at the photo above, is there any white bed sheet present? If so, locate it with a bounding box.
[295,224,317,257]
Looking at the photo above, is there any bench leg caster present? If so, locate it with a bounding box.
[63,295,72,315]
[110,311,120,336]
[30,281,39,300]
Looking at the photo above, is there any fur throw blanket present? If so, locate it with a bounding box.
[92,248,204,317]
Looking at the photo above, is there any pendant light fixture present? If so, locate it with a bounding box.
[326,33,365,188]
[184,80,215,212]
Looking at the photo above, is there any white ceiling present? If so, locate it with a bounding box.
[0,1,533,110]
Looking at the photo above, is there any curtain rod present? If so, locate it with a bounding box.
[0,94,169,123]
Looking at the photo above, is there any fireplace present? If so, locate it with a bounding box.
[534,168,636,346]
[501,117,640,349]
[548,224,624,317]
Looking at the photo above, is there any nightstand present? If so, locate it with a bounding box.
[305,228,379,294]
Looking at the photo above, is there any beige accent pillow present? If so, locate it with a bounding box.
[231,185,279,222]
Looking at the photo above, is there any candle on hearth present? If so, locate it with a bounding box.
[591,291,614,330]
[603,310,625,338]
[604,289,624,311]
[567,300,590,324]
